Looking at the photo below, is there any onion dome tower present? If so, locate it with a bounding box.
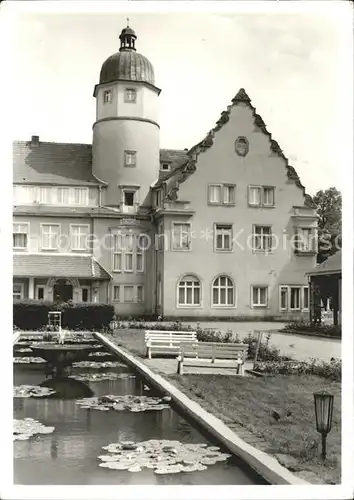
[92,22,161,209]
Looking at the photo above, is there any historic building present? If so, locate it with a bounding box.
[13,24,318,319]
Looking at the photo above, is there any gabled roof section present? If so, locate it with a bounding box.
[307,250,342,276]
[13,140,100,186]
[158,88,315,207]
[158,149,189,180]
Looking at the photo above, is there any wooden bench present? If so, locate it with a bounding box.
[145,330,197,359]
[176,342,248,376]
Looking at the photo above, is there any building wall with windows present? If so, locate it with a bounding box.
[13,25,317,320]
[13,216,93,254]
[159,96,317,319]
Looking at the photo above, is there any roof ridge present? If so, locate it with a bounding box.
[13,140,92,147]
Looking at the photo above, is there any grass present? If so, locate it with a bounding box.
[110,328,341,484]
[165,373,341,484]
[109,329,146,357]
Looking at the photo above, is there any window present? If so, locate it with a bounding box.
[212,276,235,307]
[303,287,309,310]
[124,285,134,303]
[296,228,316,253]
[124,234,134,272]
[136,252,144,272]
[252,286,268,307]
[215,224,233,251]
[73,188,88,205]
[279,285,309,311]
[124,151,136,167]
[113,286,120,301]
[224,185,236,205]
[113,234,122,272]
[113,233,142,273]
[39,187,52,204]
[253,226,273,252]
[161,163,171,171]
[81,287,89,302]
[36,286,45,300]
[41,224,60,250]
[248,186,275,207]
[13,283,24,300]
[263,187,275,206]
[280,286,288,311]
[103,90,112,103]
[13,223,28,250]
[124,191,135,206]
[208,184,235,205]
[124,88,137,103]
[208,184,222,204]
[172,223,191,250]
[57,187,70,204]
[178,275,201,307]
[248,186,262,206]
[70,225,89,251]
[137,285,144,303]
[290,287,301,310]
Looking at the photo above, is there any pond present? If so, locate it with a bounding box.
[13,336,265,485]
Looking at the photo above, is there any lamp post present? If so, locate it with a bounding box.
[314,391,334,460]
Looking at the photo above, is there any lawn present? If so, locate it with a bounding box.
[165,373,341,484]
[110,329,146,357]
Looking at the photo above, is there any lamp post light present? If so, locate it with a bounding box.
[314,391,334,460]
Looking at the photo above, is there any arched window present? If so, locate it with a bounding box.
[212,275,235,307]
[177,275,201,306]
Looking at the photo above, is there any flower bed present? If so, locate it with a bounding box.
[254,358,341,381]
[282,320,341,338]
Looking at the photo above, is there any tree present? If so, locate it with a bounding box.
[312,187,342,263]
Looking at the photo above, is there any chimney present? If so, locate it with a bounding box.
[31,135,39,147]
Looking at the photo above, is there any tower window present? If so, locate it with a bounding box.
[124,192,135,206]
[124,88,137,103]
[124,151,136,167]
[161,163,171,171]
[103,90,112,103]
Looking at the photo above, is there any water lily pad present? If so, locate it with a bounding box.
[72,361,126,369]
[13,357,46,364]
[76,394,171,413]
[13,418,55,440]
[14,385,56,398]
[97,439,233,474]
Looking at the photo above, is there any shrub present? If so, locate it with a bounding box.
[283,320,341,338]
[13,300,114,331]
[254,358,341,381]
[13,300,52,330]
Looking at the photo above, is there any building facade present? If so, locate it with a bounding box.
[13,24,317,320]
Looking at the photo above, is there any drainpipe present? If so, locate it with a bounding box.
[98,185,102,207]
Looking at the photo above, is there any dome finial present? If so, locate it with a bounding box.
[119,21,137,52]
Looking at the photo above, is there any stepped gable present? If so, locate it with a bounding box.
[161,88,315,207]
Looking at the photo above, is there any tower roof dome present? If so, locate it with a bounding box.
[99,23,155,86]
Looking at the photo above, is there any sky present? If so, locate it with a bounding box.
[3,1,353,195]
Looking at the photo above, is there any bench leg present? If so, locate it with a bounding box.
[177,358,184,375]
[146,347,152,359]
